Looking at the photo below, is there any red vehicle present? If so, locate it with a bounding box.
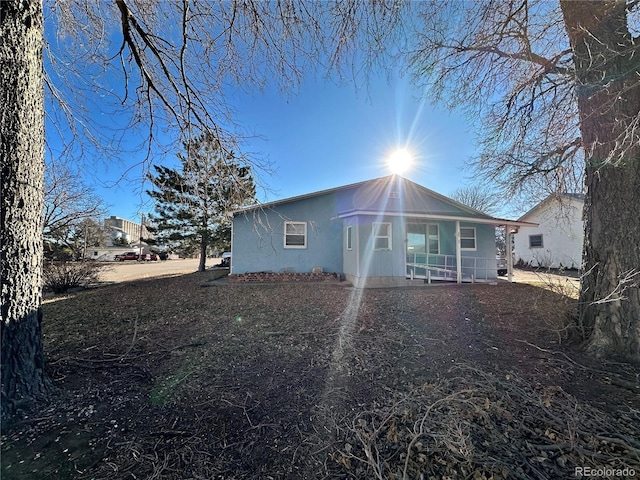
[115,252,159,261]
[115,252,139,261]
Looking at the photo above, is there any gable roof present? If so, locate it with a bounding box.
[518,193,585,222]
[235,175,537,227]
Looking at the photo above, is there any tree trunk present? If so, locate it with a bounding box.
[560,1,640,360]
[199,227,208,272]
[1,0,50,419]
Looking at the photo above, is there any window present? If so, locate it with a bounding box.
[460,227,476,251]
[428,224,439,254]
[529,234,544,248]
[284,221,307,248]
[346,225,353,250]
[373,222,392,250]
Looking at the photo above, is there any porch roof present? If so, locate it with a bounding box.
[335,210,538,228]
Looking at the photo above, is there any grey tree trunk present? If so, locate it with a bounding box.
[561,1,640,360]
[1,0,50,418]
[199,227,208,273]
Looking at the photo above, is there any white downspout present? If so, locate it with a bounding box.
[455,220,462,284]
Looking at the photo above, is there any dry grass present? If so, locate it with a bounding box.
[1,272,638,479]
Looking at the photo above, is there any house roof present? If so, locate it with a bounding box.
[235,175,537,227]
[517,192,585,222]
[234,175,399,212]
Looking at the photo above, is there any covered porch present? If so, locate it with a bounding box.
[403,216,534,284]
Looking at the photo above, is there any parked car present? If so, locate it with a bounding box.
[115,252,140,261]
[220,252,231,268]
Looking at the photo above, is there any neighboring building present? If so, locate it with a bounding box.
[85,215,155,260]
[104,215,152,246]
[513,193,584,269]
[231,175,535,287]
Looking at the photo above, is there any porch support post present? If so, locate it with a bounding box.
[455,220,462,284]
[506,228,514,283]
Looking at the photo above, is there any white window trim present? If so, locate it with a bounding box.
[372,222,392,251]
[460,226,477,251]
[529,234,544,249]
[346,225,353,250]
[284,221,307,249]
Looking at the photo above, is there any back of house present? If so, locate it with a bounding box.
[231,175,535,286]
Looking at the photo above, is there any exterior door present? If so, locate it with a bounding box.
[407,224,427,278]
[406,223,439,278]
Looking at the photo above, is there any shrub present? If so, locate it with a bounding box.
[43,261,106,294]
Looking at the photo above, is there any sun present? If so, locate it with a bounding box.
[387,148,413,175]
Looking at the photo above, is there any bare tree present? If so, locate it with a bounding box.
[44,162,106,239]
[450,185,508,256]
[415,1,639,358]
[44,0,328,168]
[450,185,501,216]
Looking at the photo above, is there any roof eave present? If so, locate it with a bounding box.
[336,210,537,227]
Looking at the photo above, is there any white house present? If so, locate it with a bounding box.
[513,193,584,269]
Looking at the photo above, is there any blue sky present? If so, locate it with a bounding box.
[90,72,479,221]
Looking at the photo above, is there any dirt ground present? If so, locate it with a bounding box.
[2,271,638,479]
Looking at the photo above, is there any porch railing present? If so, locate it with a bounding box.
[406,253,497,283]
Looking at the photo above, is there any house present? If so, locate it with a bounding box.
[230,175,536,287]
[513,193,584,270]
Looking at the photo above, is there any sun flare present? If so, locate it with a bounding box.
[387,148,413,175]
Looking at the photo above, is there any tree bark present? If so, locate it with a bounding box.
[1,0,50,418]
[199,225,208,272]
[560,1,640,360]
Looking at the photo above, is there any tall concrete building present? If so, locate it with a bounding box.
[103,215,153,246]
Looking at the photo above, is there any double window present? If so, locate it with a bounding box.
[460,227,476,251]
[372,222,392,250]
[284,221,307,248]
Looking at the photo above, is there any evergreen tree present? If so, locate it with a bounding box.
[147,134,255,272]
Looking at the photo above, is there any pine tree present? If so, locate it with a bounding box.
[147,134,255,272]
